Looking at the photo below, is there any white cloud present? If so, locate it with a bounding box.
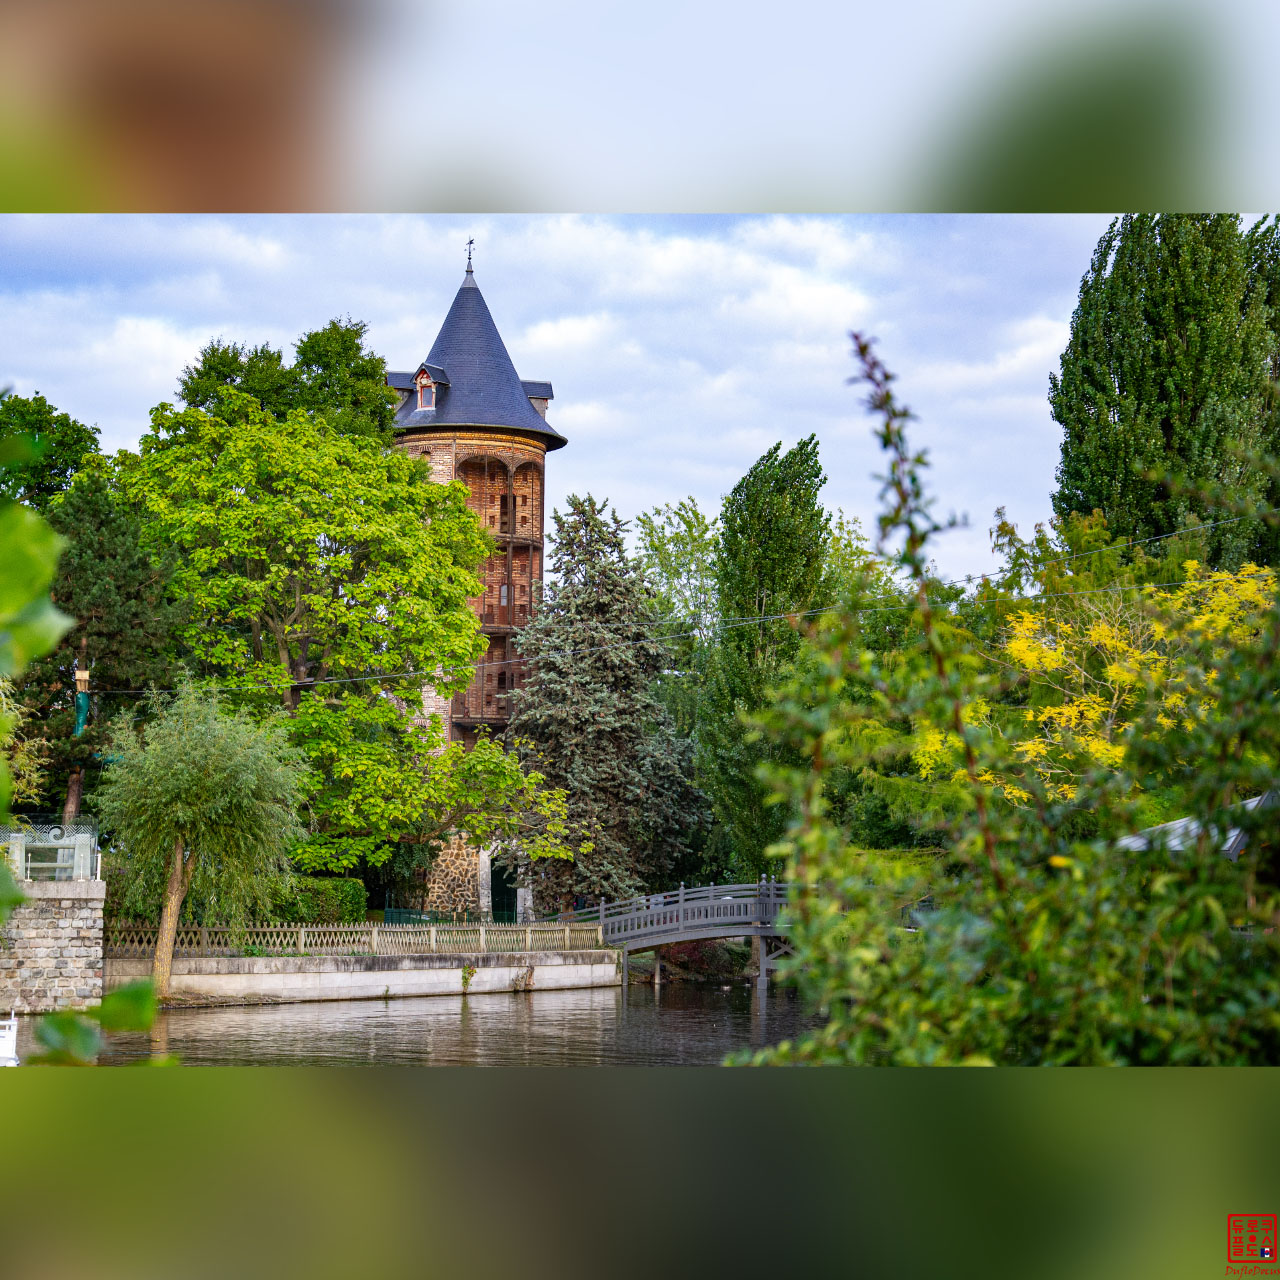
[0,213,1113,578]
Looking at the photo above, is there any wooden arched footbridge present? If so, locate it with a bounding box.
[556,879,795,986]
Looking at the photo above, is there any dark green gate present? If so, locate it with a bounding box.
[490,860,518,923]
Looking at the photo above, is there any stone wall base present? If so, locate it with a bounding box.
[0,879,105,1012]
[105,950,620,1004]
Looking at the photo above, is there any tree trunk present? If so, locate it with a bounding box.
[153,837,194,1000]
[61,766,83,823]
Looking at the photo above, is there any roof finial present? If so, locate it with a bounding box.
[466,237,475,273]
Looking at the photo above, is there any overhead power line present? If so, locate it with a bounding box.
[85,565,1274,699]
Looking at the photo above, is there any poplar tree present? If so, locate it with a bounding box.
[1050,214,1273,566]
[1245,215,1280,564]
[507,495,704,907]
[698,436,830,878]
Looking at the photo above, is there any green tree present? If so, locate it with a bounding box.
[178,317,399,442]
[1050,214,1273,565]
[750,335,1280,1066]
[508,495,705,906]
[1246,215,1280,565]
[97,682,306,998]
[291,691,579,885]
[124,390,490,708]
[0,390,159,1064]
[123,390,565,879]
[16,457,184,820]
[699,436,830,878]
[636,496,718,738]
[0,390,73,911]
[0,392,99,512]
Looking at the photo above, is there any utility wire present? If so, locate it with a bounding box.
[85,506,1277,697]
[84,566,1274,698]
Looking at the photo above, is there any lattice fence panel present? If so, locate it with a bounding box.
[105,920,604,959]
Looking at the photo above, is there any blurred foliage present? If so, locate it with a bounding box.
[25,979,162,1066]
[748,335,1280,1065]
[924,23,1215,211]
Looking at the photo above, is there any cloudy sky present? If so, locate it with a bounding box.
[0,213,1113,579]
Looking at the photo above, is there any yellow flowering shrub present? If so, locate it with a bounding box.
[1002,562,1276,801]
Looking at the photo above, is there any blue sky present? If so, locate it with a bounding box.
[0,213,1113,579]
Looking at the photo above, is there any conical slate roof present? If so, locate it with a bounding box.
[391,268,566,450]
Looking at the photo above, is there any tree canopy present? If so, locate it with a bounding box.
[0,392,99,512]
[1050,214,1274,565]
[698,435,831,878]
[97,682,306,997]
[123,390,491,707]
[749,334,1280,1066]
[178,317,400,442]
[16,457,184,817]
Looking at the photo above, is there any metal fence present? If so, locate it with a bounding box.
[3,817,99,881]
[105,920,605,959]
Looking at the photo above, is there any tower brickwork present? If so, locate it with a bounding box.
[388,265,565,915]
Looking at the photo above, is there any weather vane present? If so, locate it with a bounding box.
[466,237,475,270]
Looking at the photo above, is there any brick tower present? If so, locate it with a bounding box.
[388,261,566,917]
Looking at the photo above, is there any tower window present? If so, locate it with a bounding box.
[500,584,509,605]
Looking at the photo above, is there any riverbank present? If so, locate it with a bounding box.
[106,949,621,1007]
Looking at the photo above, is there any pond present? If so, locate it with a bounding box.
[17,983,821,1066]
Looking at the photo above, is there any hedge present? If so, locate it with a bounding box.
[270,876,368,925]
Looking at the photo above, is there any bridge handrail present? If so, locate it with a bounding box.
[549,879,788,928]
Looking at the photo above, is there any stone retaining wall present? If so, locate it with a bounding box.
[0,880,105,1012]
[105,948,620,1004]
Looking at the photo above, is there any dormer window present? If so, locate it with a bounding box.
[415,371,435,410]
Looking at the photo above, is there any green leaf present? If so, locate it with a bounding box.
[90,979,157,1032]
[31,1010,103,1064]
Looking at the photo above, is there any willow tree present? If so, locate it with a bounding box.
[97,683,306,998]
[1050,214,1273,566]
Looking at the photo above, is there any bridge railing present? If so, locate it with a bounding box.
[550,879,788,948]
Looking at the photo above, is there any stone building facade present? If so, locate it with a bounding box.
[388,263,566,917]
[0,880,105,1012]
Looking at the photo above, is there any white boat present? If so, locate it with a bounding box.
[0,1010,18,1066]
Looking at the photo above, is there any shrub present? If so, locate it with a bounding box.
[271,876,367,924]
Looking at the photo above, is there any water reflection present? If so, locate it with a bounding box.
[15,984,819,1066]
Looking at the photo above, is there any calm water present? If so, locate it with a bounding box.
[17,984,819,1066]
